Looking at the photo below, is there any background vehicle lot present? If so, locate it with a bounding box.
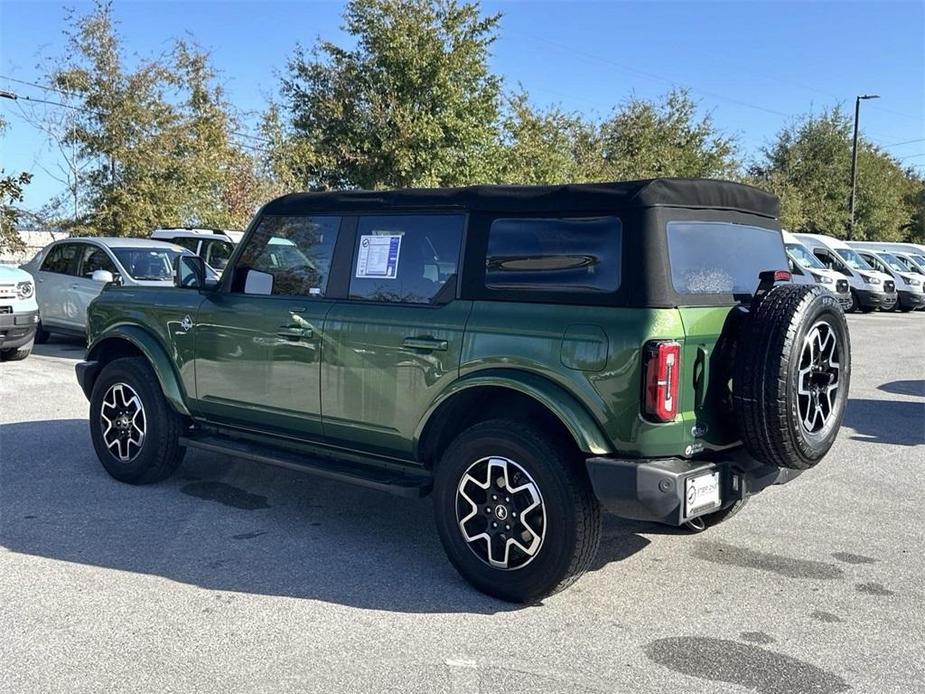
[1,314,923,693]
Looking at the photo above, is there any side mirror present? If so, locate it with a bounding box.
[175,255,206,289]
[244,269,274,295]
[92,269,115,284]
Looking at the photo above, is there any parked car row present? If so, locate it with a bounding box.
[782,232,925,313]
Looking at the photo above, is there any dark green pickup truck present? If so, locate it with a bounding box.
[76,179,850,602]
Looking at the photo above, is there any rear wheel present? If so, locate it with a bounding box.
[433,419,601,603]
[89,357,186,484]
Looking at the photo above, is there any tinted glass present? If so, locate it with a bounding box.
[785,243,825,269]
[486,217,621,293]
[877,253,907,273]
[668,222,788,295]
[169,237,200,252]
[79,245,117,277]
[112,248,183,281]
[203,239,234,270]
[40,243,79,275]
[349,215,463,304]
[234,215,341,297]
[835,248,872,271]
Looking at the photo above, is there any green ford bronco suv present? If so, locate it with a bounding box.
[76,179,850,602]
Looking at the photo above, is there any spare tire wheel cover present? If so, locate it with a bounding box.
[732,285,851,470]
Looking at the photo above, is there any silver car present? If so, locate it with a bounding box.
[20,237,210,341]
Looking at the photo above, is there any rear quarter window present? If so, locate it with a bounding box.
[485,216,621,293]
[667,221,787,295]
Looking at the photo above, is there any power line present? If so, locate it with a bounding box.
[881,138,925,148]
[898,152,925,161]
[1,74,272,145]
[508,31,792,119]
[0,91,92,113]
[0,74,76,98]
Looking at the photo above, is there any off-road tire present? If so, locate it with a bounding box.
[734,285,850,470]
[0,338,33,361]
[89,356,186,484]
[433,419,601,603]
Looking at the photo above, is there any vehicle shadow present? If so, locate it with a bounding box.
[32,334,86,360]
[878,380,924,398]
[842,398,925,446]
[0,419,652,613]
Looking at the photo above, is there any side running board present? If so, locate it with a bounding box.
[178,432,432,498]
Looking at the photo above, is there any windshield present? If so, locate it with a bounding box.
[785,243,825,269]
[877,253,908,273]
[112,248,184,281]
[913,254,925,269]
[835,248,873,271]
[893,254,922,273]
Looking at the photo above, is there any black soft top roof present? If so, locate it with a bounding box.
[262,178,779,219]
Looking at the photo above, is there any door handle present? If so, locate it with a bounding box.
[70,284,79,289]
[276,327,311,340]
[403,337,448,351]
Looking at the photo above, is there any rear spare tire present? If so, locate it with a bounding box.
[733,285,850,470]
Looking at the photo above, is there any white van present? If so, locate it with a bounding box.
[781,231,852,310]
[0,264,39,361]
[848,244,925,312]
[794,233,897,312]
[850,241,925,277]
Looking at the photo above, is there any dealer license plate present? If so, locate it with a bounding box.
[685,471,721,516]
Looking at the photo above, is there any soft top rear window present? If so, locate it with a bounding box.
[668,221,787,295]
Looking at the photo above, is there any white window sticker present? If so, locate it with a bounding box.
[356,234,402,279]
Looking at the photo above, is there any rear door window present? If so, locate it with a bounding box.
[667,221,787,295]
[485,217,621,293]
[40,243,80,275]
[348,214,464,304]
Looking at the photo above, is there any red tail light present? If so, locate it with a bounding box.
[643,341,681,422]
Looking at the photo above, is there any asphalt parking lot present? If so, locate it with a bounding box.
[1,313,923,694]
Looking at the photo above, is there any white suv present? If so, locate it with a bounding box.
[0,264,39,361]
[150,228,236,273]
[20,238,213,341]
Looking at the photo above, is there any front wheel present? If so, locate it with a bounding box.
[0,338,33,361]
[89,357,186,484]
[433,420,601,603]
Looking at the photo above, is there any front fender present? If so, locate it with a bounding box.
[86,324,190,416]
[416,368,613,456]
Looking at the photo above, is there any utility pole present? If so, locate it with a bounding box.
[848,94,879,240]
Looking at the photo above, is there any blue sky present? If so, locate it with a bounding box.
[1,0,923,211]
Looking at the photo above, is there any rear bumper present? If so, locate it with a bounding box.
[585,451,803,526]
[0,310,38,350]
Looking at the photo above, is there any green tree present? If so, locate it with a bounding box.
[751,107,922,240]
[496,89,738,185]
[279,0,502,190]
[0,117,33,255]
[46,0,262,235]
[495,92,590,184]
[596,89,739,180]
